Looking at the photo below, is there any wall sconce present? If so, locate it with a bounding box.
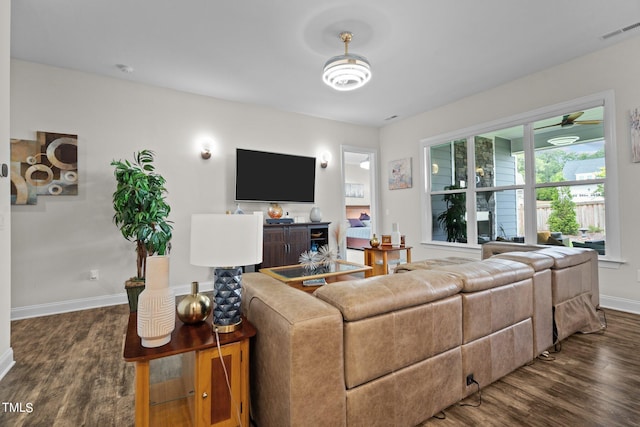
[320,151,331,168]
[431,163,439,174]
[201,148,211,159]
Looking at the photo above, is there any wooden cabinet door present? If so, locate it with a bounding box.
[285,225,310,265]
[195,340,249,427]
[262,227,285,268]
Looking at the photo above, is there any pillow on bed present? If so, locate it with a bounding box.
[348,218,365,227]
[359,212,371,220]
[361,220,371,227]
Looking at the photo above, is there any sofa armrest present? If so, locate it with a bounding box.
[242,272,346,427]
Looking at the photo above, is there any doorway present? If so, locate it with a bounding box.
[341,146,379,264]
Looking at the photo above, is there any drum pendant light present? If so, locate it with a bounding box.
[323,31,372,91]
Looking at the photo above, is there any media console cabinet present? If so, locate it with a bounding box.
[262,221,330,268]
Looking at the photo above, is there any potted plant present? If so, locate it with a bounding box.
[436,185,467,243]
[111,149,173,311]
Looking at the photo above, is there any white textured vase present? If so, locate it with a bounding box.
[309,206,322,222]
[137,255,175,348]
[391,223,401,247]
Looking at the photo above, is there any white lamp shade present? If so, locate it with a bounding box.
[190,213,263,267]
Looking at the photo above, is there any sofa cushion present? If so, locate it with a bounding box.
[341,295,462,389]
[489,251,554,355]
[536,246,593,269]
[461,318,533,397]
[433,258,534,293]
[394,256,476,273]
[346,347,462,427]
[491,251,554,271]
[459,279,533,343]
[314,270,463,322]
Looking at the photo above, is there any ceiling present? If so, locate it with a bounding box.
[10,1,640,128]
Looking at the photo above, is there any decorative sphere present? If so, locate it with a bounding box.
[176,282,212,324]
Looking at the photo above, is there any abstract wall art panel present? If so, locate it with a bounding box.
[9,132,78,205]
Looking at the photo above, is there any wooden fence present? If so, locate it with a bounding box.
[536,201,605,231]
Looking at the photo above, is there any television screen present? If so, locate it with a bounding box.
[235,149,316,203]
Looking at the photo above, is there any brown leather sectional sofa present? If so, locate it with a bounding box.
[241,244,602,427]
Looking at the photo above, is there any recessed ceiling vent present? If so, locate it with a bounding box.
[601,22,640,40]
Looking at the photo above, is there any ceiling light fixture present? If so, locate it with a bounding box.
[323,31,371,91]
[548,136,580,146]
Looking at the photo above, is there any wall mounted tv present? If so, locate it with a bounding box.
[235,148,316,203]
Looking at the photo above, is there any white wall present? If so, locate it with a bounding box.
[9,60,378,317]
[379,35,640,313]
[0,0,14,379]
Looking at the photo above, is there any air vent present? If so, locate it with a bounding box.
[601,22,640,40]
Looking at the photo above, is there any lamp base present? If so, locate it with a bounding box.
[213,266,243,333]
[213,318,242,334]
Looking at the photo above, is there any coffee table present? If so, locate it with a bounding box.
[260,260,372,293]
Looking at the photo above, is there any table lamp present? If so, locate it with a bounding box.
[190,212,263,333]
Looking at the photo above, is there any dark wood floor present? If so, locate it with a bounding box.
[420,309,640,427]
[0,304,135,427]
[0,306,638,426]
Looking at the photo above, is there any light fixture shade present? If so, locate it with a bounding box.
[548,136,580,146]
[323,31,371,91]
[323,53,372,91]
[190,212,263,267]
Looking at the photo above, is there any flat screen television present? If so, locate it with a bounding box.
[235,148,316,203]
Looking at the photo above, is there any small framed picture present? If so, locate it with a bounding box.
[345,183,364,198]
[388,158,412,190]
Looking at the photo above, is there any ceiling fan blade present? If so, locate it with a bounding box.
[573,120,603,125]
[565,112,584,122]
[534,122,562,130]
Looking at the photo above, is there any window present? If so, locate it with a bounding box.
[422,93,619,260]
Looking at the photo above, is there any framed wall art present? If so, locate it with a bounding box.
[10,131,78,205]
[388,157,412,190]
[345,183,364,198]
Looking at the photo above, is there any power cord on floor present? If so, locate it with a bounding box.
[536,350,556,362]
[552,341,562,353]
[214,326,243,427]
[432,410,446,420]
[598,308,608,330]
[460,378,482,408]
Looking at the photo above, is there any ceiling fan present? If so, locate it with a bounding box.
[535,112,603,130]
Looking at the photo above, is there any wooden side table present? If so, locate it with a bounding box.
[364,245,412,276]
[123,314,256,427]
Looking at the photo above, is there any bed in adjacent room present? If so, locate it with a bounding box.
[345,205,372,249]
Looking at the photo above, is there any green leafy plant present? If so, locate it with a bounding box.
[111,150,173,280]
[436,185,467,243]
[547,187,579,236]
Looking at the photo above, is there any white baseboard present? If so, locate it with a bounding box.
[10,281,213,321]
[600,295,640,315]
[11,286,636,321]
[0,347,16,382]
